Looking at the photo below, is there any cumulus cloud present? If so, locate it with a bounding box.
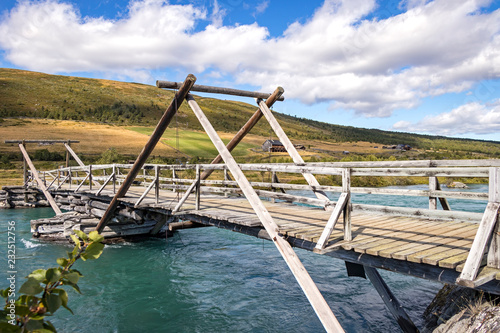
[393,101,500,135]
[0,0,500,123]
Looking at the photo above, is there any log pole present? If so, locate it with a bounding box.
[95,74,196,233]
[156,80,284,101]
[18,143,62,215]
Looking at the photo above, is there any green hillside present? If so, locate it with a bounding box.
[1,68,500,159]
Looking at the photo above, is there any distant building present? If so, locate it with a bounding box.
[396,144,412,151]
[262,140,287,152]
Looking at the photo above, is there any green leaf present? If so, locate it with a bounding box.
[64,272,80,284]
[88,230,104,243]
[54,289,73,315]
[42,320,57,333]
[0,322,21,333]
[19,278,44,296]
[69,234,80,248]
[81,242,104,261]
[56,258,69,267]
[44,293,62,314]
[72,229,88,242]
[45,268,62,284]
[61,281,81,294]
[25,318,43,331]
[28,269,47,283]
[0,289,9,298]
[14,304,30,317]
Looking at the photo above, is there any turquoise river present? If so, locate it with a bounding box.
[0,185,489,332]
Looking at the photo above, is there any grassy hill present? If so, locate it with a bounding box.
[1,68,500,162]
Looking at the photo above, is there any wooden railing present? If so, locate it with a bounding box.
[32,159,500,284]
[35,159,496,211]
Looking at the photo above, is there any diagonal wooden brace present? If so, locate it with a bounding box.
[257,99,330,204]
[315,192,350,250]
[457,202,500,286]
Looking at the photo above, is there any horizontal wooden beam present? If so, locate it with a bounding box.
[5,140,80,144]
[156,80,285,101]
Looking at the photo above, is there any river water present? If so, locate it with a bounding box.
[0,184,489,332]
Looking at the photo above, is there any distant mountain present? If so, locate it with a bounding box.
[1,68,499,158]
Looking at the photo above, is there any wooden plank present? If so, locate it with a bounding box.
[385,224,476,261]
[18,143,62,215]
[186,94,345,333]
[360,221,435,256]
[369,222,460,258]
[341,217,417,251]
[457,202,500,284]
[401,226,477,263]
[350,217,431,250]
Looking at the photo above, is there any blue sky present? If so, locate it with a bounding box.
[1,0,500,141]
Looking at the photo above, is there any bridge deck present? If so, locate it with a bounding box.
[109,186,485,276]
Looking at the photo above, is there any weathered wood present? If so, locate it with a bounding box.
[257,99,330,203]
[351,167,489,178]
[457,202,500,285]
[315,193,349,250]
[95,74,196,233]
[307,159,500,168]
[488,168,500,269]
[5,140,80,144]
[200,87,284,180]
[18,143,62,215]
[150,179,199,234]
[364,266,418,333]
[134,179,156,208]
[157,80,284,101]
[96,172,115,196]
[186,94,344,333]
[353,203,483,222]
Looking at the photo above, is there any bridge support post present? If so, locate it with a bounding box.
[488,167,500,268]
[155,165,160,204]
[429,177,450,210]
[364,266,419,333]
[195,164,201,210]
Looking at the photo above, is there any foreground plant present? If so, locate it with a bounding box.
[0,230,104,332]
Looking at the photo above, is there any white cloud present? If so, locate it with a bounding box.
[255,1,269,15]
[393,101,500,135]
[0,0,500,122]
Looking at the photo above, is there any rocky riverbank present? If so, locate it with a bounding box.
[422,284,500,332]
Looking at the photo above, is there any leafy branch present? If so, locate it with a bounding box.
[1,230,104,332]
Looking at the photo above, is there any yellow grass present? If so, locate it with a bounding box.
[0,118,182,157]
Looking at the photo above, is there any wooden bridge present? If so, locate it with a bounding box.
[9,74,500,333]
